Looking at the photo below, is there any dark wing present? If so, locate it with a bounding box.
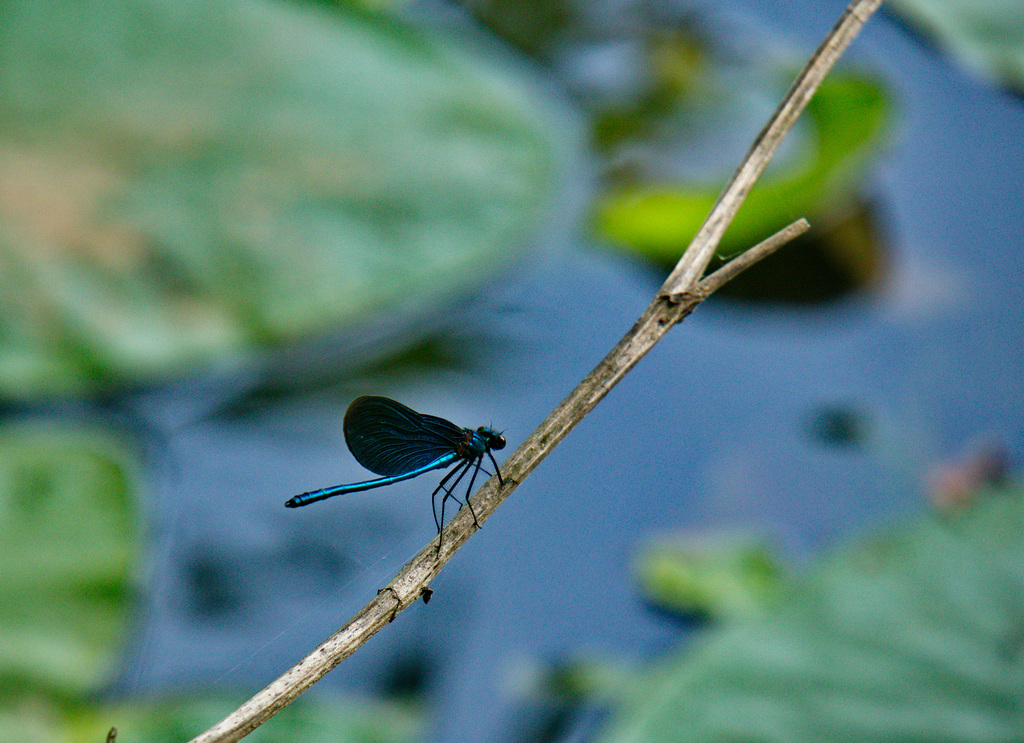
[343,396,466,476]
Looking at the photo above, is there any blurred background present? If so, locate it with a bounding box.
[2,0,1023,741]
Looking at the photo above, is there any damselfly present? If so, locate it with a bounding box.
[286,396,505,540]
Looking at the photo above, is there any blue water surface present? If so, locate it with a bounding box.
[115,2,1024,742]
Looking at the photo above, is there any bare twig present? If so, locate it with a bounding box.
[696,218,812,297]
[188,0,881,740]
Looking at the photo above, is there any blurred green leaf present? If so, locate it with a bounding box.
[0,693,421,743]
[0,0,559,399]
[637,532,786,621]
[595,73,890,261]
[888,0,1024,92]
[600,486,1024,742]
[0,425,139,698]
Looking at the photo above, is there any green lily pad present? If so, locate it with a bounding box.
[0,0,558,399]
[637,532,786,621]
[0,425,139,697]
[599,486,1024,742]
[595,73,890,262]
[0,693,421,743]
[888,0,1024,92]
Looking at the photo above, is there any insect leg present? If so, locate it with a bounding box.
[461,455,484,528]
[437,459,475,534]
[486,449,504,487]
[432,459,469,534]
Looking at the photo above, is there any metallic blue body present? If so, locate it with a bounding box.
[285,449,461,506]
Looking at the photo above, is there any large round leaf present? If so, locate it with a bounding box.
[0,425,139,696]
[0,0,558,398]
[600,487,1024,742]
